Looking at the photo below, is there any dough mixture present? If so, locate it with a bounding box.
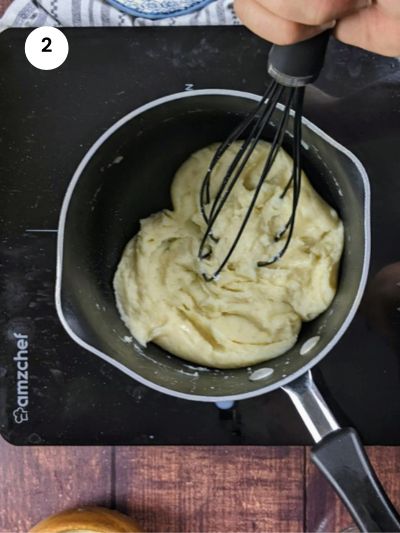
[114,141,344,368]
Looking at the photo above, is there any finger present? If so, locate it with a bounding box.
[253,0,372,26]
[335,4,400,57]
[377,0,400,19]
[235,0,336,45]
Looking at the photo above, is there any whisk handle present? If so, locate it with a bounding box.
[268,31,330,87]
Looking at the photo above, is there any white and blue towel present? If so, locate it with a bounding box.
[1,0,239,27]
[107,0,217,19]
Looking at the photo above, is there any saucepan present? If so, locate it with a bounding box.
[55,90,400,532]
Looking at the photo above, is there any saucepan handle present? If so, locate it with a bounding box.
[283,372,400,532]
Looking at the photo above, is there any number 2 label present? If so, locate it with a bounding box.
[41,37,52,53]
[25,27,69,70]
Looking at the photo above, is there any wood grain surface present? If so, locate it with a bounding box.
[115,446,304,533]
[1,436,399,533]
[0,441,112,532]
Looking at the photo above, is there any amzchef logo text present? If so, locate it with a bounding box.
[13,333,29,424]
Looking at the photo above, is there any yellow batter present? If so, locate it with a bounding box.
[114,141,344,369]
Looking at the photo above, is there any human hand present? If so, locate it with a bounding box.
[234,0,400,57]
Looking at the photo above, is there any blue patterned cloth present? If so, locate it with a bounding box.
[1,0,238,27]
[106,0,216,19]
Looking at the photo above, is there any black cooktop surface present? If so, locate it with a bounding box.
[0,27,399,445]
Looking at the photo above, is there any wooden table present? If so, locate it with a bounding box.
[0,0,399,530]
[1,439,400,532]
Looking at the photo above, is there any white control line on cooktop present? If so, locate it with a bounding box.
[25,229,58,233]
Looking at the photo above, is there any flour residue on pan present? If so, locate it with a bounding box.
[300,336,320,356]
[248,367,274,382]
[132,340,171,370]
[183,363,210,373]
[312,146,344,197]
[131,340,203,384]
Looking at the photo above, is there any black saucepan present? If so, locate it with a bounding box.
[56,90,400,532]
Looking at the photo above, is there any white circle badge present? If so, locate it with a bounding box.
[25,27,69,71]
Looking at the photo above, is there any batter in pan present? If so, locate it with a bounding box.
[114,141,344,369]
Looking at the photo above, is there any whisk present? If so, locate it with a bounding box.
[198,32,330,281]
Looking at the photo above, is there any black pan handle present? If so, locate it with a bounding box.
[312,427,400,532]
[283,372,400,532]
[268,31,330,87]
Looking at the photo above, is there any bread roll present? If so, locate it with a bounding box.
[30,506,141,533]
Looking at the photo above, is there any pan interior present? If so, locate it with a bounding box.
[58,92,368,398]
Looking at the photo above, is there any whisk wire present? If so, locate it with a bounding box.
[198,83,284,266]
[257,87,305,267]
[207,84,283,226]
[200,81,278,225]
[197,33,329,280]
[198,81,305,280]
[200,87,283,248]
[201,87,295,280]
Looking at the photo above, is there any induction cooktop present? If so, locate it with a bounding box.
[0,27,399,445]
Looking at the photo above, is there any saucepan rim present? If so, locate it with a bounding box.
[55,88,371,402]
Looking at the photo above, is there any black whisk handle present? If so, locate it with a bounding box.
[268,31,330,87]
